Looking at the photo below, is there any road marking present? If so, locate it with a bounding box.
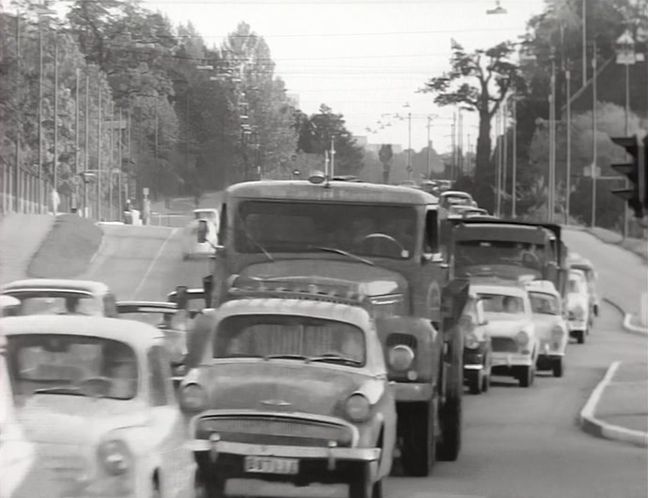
[132,228,177,299]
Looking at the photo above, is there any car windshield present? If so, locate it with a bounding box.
[529,292,560,315]
[235,201,417,260]
[5,291,102,316]
[456,240,545,271]
[119,310,175,327]
[568,278,585,293]
[195,211,217,221]
[444,195,472,206]
[214,315,365,366]
[7,334,138,400]
[478,293,526,316]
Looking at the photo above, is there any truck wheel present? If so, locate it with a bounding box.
[467,370,482,395]
[552,358,564,378]
[576,330,585,344]
[436,395,462,461]
[399,402,436,476]
[518,366,534,387]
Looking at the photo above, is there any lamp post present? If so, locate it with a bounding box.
[403,103,412,180]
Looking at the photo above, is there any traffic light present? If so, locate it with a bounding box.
[610,135,647,219]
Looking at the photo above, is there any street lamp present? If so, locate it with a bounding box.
[403,103,412,180]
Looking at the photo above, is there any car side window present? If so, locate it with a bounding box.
[147,346,171,406]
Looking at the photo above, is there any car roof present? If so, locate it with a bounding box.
[117,301,177,313]
[225,180,437,206]
[470,283,528,297]
[193,208,218,214]
[0,295,21,307]
[0,315,164,348]
[2,279,110,294]
[525,280,560,296]
[217,297,373,331]
[441,190,472,198]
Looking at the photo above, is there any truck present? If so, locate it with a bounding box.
[192,176,469,477]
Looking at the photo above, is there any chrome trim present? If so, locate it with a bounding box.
[390,381,434,401]
[189,439,381,462]
[463,364,484,371]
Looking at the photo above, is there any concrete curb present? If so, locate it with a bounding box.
[603,298,648,337]
[579,361,648,448]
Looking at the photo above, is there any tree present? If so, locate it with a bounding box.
[296,104,364,176]
[421,39,526,202]
[378,144,393,183]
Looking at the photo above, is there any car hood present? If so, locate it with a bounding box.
[16,395,149,445]
[532,314,564,340]
[484,314,533,338]
[239,260,408,296]
[199,361,380,416]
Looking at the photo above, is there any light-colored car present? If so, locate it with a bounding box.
[525,280,568,377]
[439,190,477,211]
[182,208,219,260]
[1,279,118,317]
[565,269,591,344]
[460,292,492,394]
[472,282,538,387]
[0,333,35,498]
[0,295,21,316]
[567,253,600,321]
[2,315,196,498]
[181,296,397,498]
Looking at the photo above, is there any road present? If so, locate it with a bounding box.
[83,224,647,498]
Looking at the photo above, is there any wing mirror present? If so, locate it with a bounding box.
[196,220,208,243]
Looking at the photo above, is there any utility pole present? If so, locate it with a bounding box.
[407,111,412,180]
[38,16,43,213]
[591,40,598,228]
[109,101,114,221]
[496,110,502,217]
[426,116,432,179]
[84,73,89,217]
[118,107,123,217]
[458,109,464,176]
[451,112,457,180]
[75,68,80,213]
[512,98,517,218]
[582,0,587,88]
[549,51,557,223]
[566,62,572,224]
[14,11,21,212]
[502,99,508,213]
[53,34,59,199]
[330,136,336,177]
[97,87,102,220]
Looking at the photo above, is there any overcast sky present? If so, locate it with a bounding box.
[142,0,546,153]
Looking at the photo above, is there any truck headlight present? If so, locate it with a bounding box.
[97,439,132,476]
[345,393,371,422]
[388,345,414,372]
[180,383,207,412]
[464,333,480,350]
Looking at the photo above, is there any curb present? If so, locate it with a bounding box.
[603,298,648,337]
[579,361,648,448]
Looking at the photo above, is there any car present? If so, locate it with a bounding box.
[525,280,568,377]
[1,278,119,317]
[567,253,600,321]
[472,282,538,387]
[180,290,397,498]
[447,204,475,219]
[565,269,591,344]
[167,287,207,317]
[0,333,35,498]
[461,207,490,218]
[439,190,477,210]
[181,208,219,260]
[460,292,492,394]
[116,300,191,383]
[0,295,21,316]
[2,314,196,498]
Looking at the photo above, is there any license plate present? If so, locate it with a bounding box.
[244,456,299,475]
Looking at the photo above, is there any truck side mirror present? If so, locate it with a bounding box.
[197,220,208,243]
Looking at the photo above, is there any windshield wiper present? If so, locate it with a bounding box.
[308,246,374,266]
[33,386,85,396]
[264,354,309,361]
[236,212,274,262]
[308,355,363,366]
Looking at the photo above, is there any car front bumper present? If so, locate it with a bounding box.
[567,319,586,332]
[490,351,534,368]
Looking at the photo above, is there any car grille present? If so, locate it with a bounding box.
[490,336,519,353]
[196,414,354,447]
[39,444,90,492]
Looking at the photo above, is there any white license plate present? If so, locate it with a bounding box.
[244,456,299,475]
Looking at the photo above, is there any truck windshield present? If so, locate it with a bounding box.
[235,201,418,260]
[455,240,546,272]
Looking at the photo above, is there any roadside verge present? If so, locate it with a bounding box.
[27,214,103,279]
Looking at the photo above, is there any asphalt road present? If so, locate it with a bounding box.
[83,224,647,498]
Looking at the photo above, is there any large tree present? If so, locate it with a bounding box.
[421,40,526,206]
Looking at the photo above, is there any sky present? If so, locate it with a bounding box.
[146,0,546,153]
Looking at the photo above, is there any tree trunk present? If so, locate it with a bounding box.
[475,112,492,183]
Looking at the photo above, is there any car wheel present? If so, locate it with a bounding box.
[518,366,534,388]
[197,469,226,498]
[348,464,379,498]
[399,400,436,476]
[552,358,564,378]
[436,395,462,461]
[482,371,490,392]
[467,370,482,395]
[576,330,585,344]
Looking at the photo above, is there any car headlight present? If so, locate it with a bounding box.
[570,305,585,320]
[465,333,480,350]
[180,383,207,412]
[515,331,529,347]
[388,345,415,372]
[345,393,371,422]
[97,439,132,476]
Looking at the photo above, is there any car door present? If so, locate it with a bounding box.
[147,345,194,497]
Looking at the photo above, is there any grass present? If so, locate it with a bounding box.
[27,214,103,278]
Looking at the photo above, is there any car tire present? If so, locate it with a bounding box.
[576,330,585,344]
[348,464,381,498]
[399,401,436,476]
[552,358,564,378]
[518,366,534,387]
[436,395,462,461]
[482,371,490,392]
[198,469,226,498]
[467,370,482,395]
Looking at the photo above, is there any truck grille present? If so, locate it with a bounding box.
[490,336,519,353]
[196,414,353,447]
